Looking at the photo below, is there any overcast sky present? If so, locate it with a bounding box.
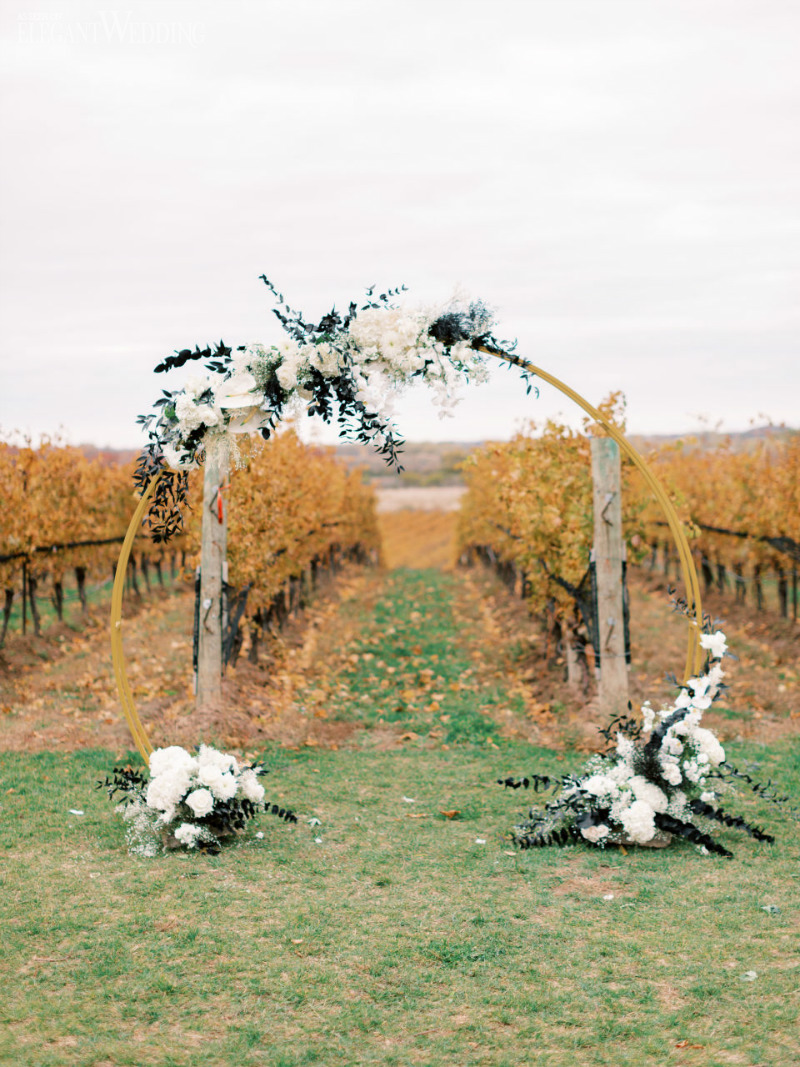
[1,0,798,450]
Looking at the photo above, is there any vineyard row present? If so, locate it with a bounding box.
[0,433,381,649]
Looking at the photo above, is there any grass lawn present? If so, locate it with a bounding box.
[1,739,799,1067]
[2,566,799,1066]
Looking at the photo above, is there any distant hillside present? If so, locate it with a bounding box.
[73,425,797,482]
[333,441,479,487]
[336,425,797,486]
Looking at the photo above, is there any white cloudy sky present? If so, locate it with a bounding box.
[1,0,798,449]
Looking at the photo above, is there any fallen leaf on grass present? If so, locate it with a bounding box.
[407,813,429,819]
[439,810,461,819]
[675,1040,705,1049]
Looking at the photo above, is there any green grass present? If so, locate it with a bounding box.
[1,742,798,1067]
[1,566,799,1065]
[312,569,523,744]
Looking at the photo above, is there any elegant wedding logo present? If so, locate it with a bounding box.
[17,10,205,47]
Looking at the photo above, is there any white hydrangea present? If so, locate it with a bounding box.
[619,800,657,844]
[659,754,683,786]
[149,746,198,778]
[629,775,669,813]
[197,764,238,800]
[185,788,214,817]
[174,823,203,847]
[198,744,238,775]
[175,392,220,433]
[582,774,618,799]
[146,769,193,812]
[663,734,684,756]
[692,727,725,767]
[182,371,220,399]
[683,759,703,784]
[239,770,266,803]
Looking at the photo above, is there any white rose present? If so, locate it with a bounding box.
[185,788,214,817]
[161,443,197,471]
[581,824,610,844]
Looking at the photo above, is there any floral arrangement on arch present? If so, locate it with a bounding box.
[500,625,788,858]
[99,744,297,856]
[135,277,526,541]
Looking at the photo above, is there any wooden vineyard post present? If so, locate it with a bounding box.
[196,447,227,709]
[591,437,629,716]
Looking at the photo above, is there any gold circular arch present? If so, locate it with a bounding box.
[111,352,704,762]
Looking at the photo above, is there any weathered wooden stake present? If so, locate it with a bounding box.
[196,446,227,709]
[591,437,628,715]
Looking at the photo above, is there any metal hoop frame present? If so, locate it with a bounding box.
[111,353,703,762]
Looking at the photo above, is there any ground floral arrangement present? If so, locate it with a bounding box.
[135,276,528,541]
[99,745,297,856]
[500,626,793,859]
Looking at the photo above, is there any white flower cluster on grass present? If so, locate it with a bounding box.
[121,743,267,856]
[564,633,730,847]
[156,296,493,471]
